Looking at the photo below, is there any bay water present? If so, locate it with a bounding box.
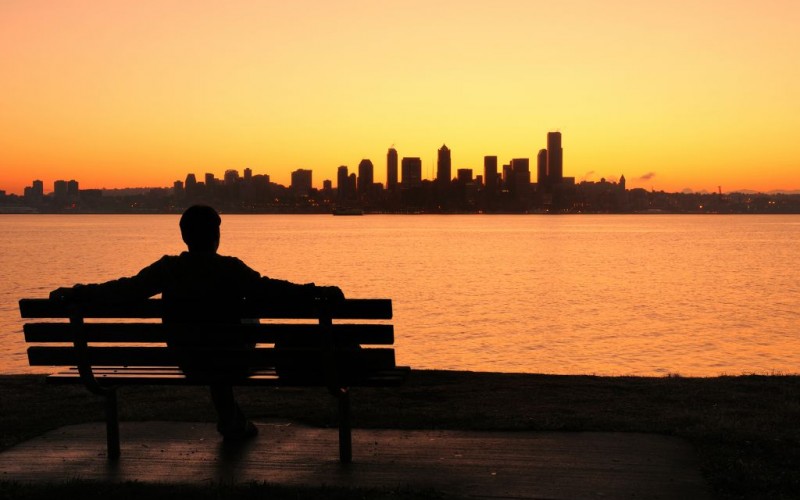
[1,214,798,376]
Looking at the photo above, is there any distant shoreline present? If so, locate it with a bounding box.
[3,210,800,215]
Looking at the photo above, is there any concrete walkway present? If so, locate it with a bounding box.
[0,421,712,499]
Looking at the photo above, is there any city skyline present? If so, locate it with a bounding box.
[12,139,800,198]
[5,130,800,196]
[2,1,799,195]
[9,129,800,215]
[15,135,569,195]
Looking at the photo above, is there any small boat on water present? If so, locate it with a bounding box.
[332,208,364,216]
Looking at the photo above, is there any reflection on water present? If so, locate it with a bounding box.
[2,214,799,376]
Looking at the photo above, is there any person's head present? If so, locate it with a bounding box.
[179,205,221,252]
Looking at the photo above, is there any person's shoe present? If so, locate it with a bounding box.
[221,420,259,442]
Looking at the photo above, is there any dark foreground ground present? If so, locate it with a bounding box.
[1,421,713,499]
[1,370,798,499]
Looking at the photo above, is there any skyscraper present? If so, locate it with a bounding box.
[387,148,398,191]
[224,169,240,185]
[348,173,357,196]
[510,159,531,198]
[291,169,312,195]
[484,156,498,192]
[32,180,44,197]
[54,180,68,199]
[66,180,79,200]
[337,165,349,199]
[537,149,548,187]
[547,132,563,184]
[24,180,44,201]
[401,157,422,187]
[437,144,451,184]
[358,159,374,194]
[185,174,198,198]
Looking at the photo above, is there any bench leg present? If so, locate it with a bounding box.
[105,389,121,460]
[337,388,352,463]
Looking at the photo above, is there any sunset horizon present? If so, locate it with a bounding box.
[2,2,800,490]
[2,1,799,195]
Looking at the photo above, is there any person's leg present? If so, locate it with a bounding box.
[209,384,257,440]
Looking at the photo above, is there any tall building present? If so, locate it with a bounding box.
[66,180,79,200]
[348,173,357,196]
[253,174,270,199]
[537,149,548,187]
[510,159,531,198]
[547,132,563,183]
[484,156,498,192]
[243,168,252,181]
[457,169,473,183]
[511,158,530,174]
[224,169,240,185]
[483,156,499,196]
[502,164,512,187]
[401,157,422,187]
[24,180,44,202]
[54,180,68,199]
[291,169,312,195]
[387,148,398,191]
[437,144,451,184]
[358,159,374,194]
[185,173,197,188]
[337,166,349,199]
[185,174,198,198]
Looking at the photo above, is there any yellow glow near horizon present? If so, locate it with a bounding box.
[1,0,799,195]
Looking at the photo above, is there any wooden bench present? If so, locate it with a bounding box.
[19,298,409,463]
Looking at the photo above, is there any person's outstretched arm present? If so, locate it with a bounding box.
[253,275,345,303]
[49,257,169,302]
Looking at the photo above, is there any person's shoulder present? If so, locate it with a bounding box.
[144,254,181,267]
[215,254,246,265]
[173,251,240,266]
[154,254,186,265]
[217,254,258,272]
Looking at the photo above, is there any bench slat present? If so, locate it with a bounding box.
[27,346,397,370]
[19,298,392,320]
[44,366,410,387]
[24,323,394,345]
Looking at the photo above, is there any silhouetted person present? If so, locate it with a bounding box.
[50,205,344,441]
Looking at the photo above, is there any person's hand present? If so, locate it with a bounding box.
[49,286,79,301]
[319,286,345,302]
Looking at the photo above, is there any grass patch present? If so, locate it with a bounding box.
[1,370,799,499]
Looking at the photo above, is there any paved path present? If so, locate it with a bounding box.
[0,421,712,499]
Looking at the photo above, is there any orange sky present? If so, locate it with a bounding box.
[2,0,799,195]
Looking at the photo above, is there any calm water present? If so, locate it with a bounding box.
[1,214,799,376]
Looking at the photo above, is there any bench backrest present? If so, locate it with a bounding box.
[20,298,396,383]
